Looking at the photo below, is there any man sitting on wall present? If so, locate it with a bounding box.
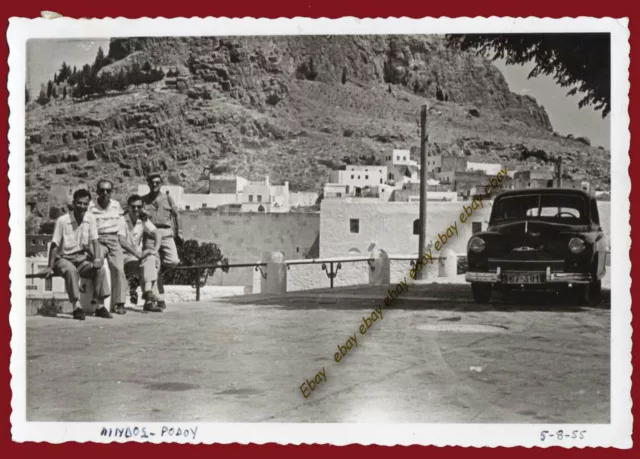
[41,189,112,320]
[120,195,163,313]
[88,179,129,315]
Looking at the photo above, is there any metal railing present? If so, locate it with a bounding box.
[161,262,266,301]
[25,251,610,302]
[286,256,377,289]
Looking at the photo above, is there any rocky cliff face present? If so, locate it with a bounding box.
[26,35,608,223]
[106,35,552,130]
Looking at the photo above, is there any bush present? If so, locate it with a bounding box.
[163,239,230,286]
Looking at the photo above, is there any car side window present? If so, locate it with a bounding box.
[590,199,601,225]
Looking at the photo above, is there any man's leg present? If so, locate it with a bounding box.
[139,255,159,295]
[156,232,180,309]
[77,260,113,319]
[139,255,162,312]
[99,236,128,313]
[52,257,82,308]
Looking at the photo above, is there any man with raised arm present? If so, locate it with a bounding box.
[41,188,112,320]
[88,179,128,315]
[141,172,182,310]
[120,194,163,313]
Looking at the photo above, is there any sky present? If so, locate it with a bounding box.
[26,39,610,149]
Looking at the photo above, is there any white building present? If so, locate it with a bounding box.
[137,174,292,212]
[382,149,418,167]
[466,162,504,176]
[329,165,388,190]
[241,176,290,213]
[381,149,420,184]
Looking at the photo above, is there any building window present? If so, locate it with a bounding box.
[351,175,354,179]
[258,205,265,212]
[365,175,369,180]
[365,169,368,172]
[350,218,360,234]
[202,203,207,208]
[358,175,361,179]
[296,247,300,253]
[380,178,383,184]
[336,192,342,197]
[185,205,191,210]
[257,195,262,202]
[403,156,407,161]
[413,219,420,235]
[249,195,254,202]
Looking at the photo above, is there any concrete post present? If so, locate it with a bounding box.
[368,249,390,285]
[262,251,287,294]
[252,260,263,294]
[439,248,457,278]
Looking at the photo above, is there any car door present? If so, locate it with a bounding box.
[591,198,607,278]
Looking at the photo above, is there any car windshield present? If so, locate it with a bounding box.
[492,194,587,223]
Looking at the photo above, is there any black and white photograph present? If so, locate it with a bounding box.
[8,17,631,446]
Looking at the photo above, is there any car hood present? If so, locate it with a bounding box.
[472,219,594,259]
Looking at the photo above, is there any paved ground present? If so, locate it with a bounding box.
[26,283,610,423]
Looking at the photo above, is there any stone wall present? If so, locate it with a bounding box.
[181,210,320,286]
[320,200,612,258]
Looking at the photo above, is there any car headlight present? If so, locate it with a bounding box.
[568,237,586,254]
[469,237,486,254]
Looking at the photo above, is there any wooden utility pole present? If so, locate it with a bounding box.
[417,104,429,280]
[556,157,563,188]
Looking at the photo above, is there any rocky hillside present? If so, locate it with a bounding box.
[25,35,610,222]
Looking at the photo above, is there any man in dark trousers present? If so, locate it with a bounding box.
[141,172,182,310]
[41,189,113,320]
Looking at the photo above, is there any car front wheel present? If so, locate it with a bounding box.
[471,283,492,303]
[573,280,602,307]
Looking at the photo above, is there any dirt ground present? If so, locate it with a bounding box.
[26,283,610,423]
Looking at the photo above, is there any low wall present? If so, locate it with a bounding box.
[286,261,369,292]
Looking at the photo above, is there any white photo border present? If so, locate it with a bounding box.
[7,16,632,447]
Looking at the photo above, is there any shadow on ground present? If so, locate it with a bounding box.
[225,283,611,313]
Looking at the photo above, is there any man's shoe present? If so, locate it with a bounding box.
[157,301,167,310]
[73,308,86,321]
[143,302,163,312]
[94,306,113,319]
[115,304,127,315]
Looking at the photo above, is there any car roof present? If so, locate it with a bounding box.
[494,188,593,200]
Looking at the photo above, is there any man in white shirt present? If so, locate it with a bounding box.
[88,179,128,315]
[120,195,163,312]
[41,189,112,320]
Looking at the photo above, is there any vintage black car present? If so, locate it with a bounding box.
[465,188,607,305]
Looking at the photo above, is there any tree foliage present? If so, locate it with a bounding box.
[36,87,48,105]
[50,45,164,101]
[446,33,611,117]
[163,239,230,286]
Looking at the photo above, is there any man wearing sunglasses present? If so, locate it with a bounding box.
[88,179,129,315]
[121,195,163,312]
[41,189,112,320]
[141,172,182,310]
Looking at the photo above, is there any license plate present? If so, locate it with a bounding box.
[504,273,543,284]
